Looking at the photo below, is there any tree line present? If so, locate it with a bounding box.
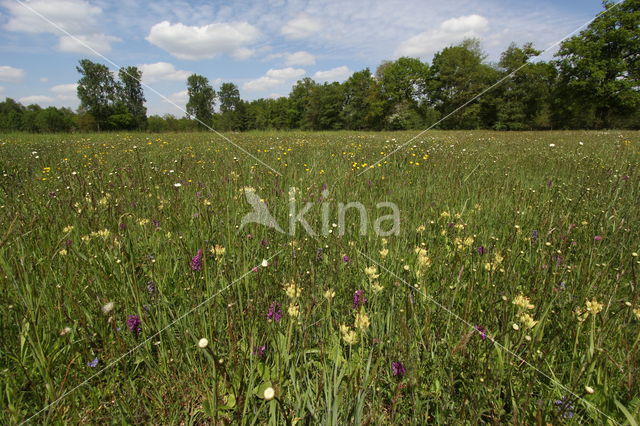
[1,0,638,133]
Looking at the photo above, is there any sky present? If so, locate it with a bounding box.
[0,0,606,116]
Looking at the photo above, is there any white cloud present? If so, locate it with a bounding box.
[313,66,351,82]
[266,68,305,80]
[161,90,189,112]
[2,0,119,56]
[232,47,255,60]
[0,65,25,82]
[19,95,55,105]
[50,83,78,100]
[57,34,121,55]
[146,21,261,60]
[284,51,316,66]
[138,62,191,84]
[40,77,49,83]
[280,13,322,39]
[243,76,282,92]
[0,86,5,93]
[396,14,489,58]
[244,67,306,92]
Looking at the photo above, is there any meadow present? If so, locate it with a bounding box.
[1,130,639,424]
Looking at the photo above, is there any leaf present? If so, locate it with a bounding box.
[614,399,638,426]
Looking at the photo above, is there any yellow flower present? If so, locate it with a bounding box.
[519,313,538,329]
[63,225,74,233]
[585,298,603,315]
[371,282,384,293]
[632,307,640,320]
[58,249,68,256]
[416,225,426,233]
[284,282,302,299]
[138,218,150,226]
[355,312,370,330]
[342,330,358,345]
[287,304,300,318]
[324,289,335,300]
[339,324,350,335]
[203,199,212,206]
[379,248,389,258]
[364,266,379,279]
[574,307,588,322]
[513,294,535,310]
[211,244,226,256]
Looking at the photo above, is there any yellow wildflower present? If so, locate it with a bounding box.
[585,298,603,315]
[287,304,300,318]
[284,281,302,298]
[519,313,538,329]
[324,289,335,300]
[355,312,370,330]
[513,294,535,310]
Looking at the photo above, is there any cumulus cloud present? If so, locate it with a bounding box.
[19,95,55,105]
[396,14,489,58]
[280,13,322,39]
[313,66,351,82]
[244,67,306,92]
[2,0,119,55]
[138,62,191,84]
[268,51,316,66]
[57,34,121,55]
[0,65,25,82]
[146,21,261,60]
[50,83,78,100]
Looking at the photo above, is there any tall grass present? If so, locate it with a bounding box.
[1,130,639,423]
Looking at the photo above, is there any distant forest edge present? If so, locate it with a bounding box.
[1,0,638,133]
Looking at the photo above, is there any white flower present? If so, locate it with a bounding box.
[263,386,275,400]
[198,338,209,348]
[585,385,594,394]
[101,302,114,314]
[173,183,182,187]
[261,259,269,267]
[549,143,556,147]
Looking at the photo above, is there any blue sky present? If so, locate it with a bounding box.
[0,0,605,116]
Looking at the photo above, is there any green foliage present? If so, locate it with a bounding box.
[186,74,216,128]
[554,0,640,129]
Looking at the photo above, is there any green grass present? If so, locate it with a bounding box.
[1,130,639,424]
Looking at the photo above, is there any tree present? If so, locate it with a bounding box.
[342,69,385,130]
[217,82,243,130]
[287,77,317,128]
[554,0,640,128]
[118,66,147,129]
[76,59,118,131]
[186,74,216,128]
[376,57,431,128]
[493,43,556,130]
[0,98,24,131]
[430,39,498,129]
[305,82,345,130]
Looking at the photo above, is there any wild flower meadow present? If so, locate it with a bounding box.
[1,130,639,423]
